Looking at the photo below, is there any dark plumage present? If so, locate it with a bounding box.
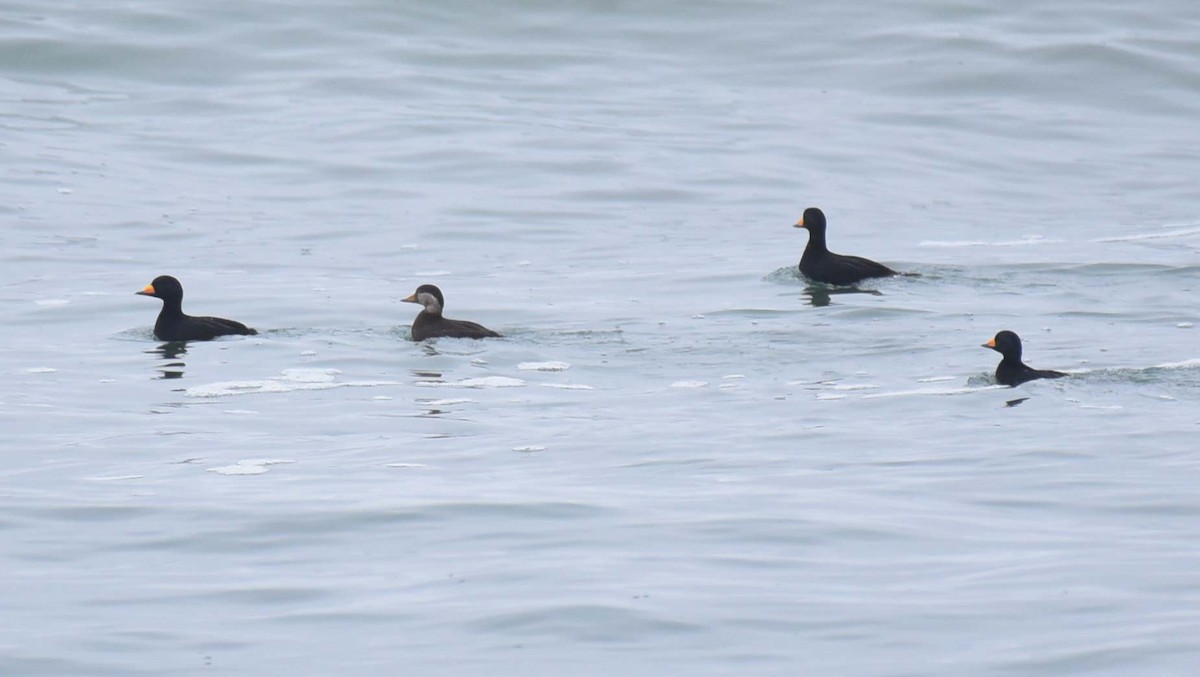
[794,207,898,286]
[136,275,258,341]
[983,330,1067,387]
[402,284,500,341]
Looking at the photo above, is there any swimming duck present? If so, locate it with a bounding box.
[794,207,897,285]
[983,330,1067,387]
[136,275,257,341]
[403,284,500,341]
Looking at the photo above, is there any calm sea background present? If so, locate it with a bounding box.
[3,1,1200,675]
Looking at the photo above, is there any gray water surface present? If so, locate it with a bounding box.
[4,2,1200,675]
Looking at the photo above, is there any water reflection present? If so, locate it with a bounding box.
[145,341,188,379]
[804,285,884,307]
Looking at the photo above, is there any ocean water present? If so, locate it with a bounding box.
[3,1,1200,675]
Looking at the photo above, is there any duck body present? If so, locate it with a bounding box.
[984,330,1066,387]
[137,275,257,341]
[403,284,500,341]
[795,207,897,286]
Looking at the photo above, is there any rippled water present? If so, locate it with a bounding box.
[4,1,1200,675]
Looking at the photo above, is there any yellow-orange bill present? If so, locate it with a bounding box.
[984,338,996,348]
[139,284,155,295]
[402,293,418,303]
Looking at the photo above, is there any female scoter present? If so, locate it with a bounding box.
[136,275,258,341]
[794,207,898,286]
[983,330,1067,387]
[402,284,501,341]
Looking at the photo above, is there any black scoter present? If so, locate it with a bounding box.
[136,275,258,341]
[983,330,1067,387]
[794,207,898,286]
[403,284,500,341]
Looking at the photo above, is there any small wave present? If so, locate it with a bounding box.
[1094,223,1200,243]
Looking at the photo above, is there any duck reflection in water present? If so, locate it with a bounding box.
[146,341,188,379]
[803,284,883,308]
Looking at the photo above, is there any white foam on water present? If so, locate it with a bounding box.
[1177,323,1194,329]
[863,385,1006,399]
[513,445,546,452]
[85,475,144,481]
[1153,358,1200,370]
[827,383,881,391]
[670,380,708,388]
[207,458,295,476]
[917,375,957,383]
[540,383,594,390]
[385,463,428,468]
[414,270,451,276]
[208,464,268,476]
[723,374,745,380]
[281,368,337,383]
[187,368,399,398]
[518,361,571,371]
[416,376,525,389]
[222,410,258,415]
[26,367,57,374]
[919,236,1061,248]
[1094,224,1200,242]
[421,398,475,406]
[815,394,849,400]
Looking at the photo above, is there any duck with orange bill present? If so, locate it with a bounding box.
[136,275,257,341]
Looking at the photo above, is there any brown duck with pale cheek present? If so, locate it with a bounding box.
[794,207,898,286]
[403,284,501,341]
[136,275,257,341]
